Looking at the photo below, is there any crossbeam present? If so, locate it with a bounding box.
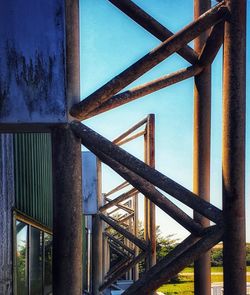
[108,0,198,64]
[100,188,137,212]
[113,116,147,144]
[90,147,205,236]
[100,213,147,251]
[123,226,223,294]
[71,122,223,224]
[80,20,225,120]
[107,200,134,215]
[104,180,129,197]
[105,232,135,255]
[70,2,228,120]
[100,251,147,291]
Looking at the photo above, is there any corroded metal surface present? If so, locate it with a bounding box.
[0,134,14,295]
[52,125,83,295]
[223,0,246,294]
[193,1,212,294]
[0,0,66,124]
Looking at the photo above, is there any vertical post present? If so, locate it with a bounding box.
[52,1,82,294]
[223,0,246,294]
[52,126,83,295]
[144,114,156,269]
[193,1,211,295]
[92,160,103,294]
[133,193,139,281]
[0,134,14,295]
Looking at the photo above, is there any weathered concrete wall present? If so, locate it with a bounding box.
[0,134,15,294]
[0,0,67,124]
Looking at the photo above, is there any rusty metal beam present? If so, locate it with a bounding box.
[117,212,135,224]
[52,0,81,293]
[109,241,131,258]
[81,21,224,121]
[106,256,129,278]
[193,1,212,294]
[100,251,147,292]
[70,2,228,120]
[100,188,137,212]
[105,232,135,255]
[198,21,224,67]
[100,213,147,251]
[52,126,82,295]
[123,226,223,294]
[92,147,204,236]
[107,200,134,215]
[91,160,103,295]
[104,180,129,197]
[222,0,246,294]
[144,114,156,269]
[123,234,199,294]
[71,122,223,224]
[116,130,146,146]
[108,0,198,64]
[113,116,147,144]
[83,65,203,120]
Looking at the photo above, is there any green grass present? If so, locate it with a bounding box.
[157,266,250,295]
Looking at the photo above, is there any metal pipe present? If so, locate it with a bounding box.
[52,126,82,295]
[91,160,103,295]
[133,193,139,281]
[108,0,198,64]
[71,122,223,223]
[100,251,147,292]
[83,65,202,120]
[107,201,134,214]
[70,2,227,120]
[100,213,147,250]
[93,147,204,236]
[52,1,82,293]
[116,130,146,146]
[81,23,224,121]
[105,232,135,255]
[104,180,129,197]
[100,188,137,212]
[123,226,223,294]
[144,115,156,269]
[222,0,246,294]
[113,117,147,144]
[193,1,212,294]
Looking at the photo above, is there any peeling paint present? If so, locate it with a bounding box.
[0,0,67,123]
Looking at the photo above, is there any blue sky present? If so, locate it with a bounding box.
[80,0,250,241]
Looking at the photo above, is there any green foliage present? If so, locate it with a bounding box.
[211,248,223,266]
[211,244,250,266]
[137,222,179,281]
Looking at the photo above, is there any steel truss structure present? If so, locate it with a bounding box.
[67,0,246,294]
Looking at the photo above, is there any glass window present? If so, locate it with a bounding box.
[29,227,43,295]
[15,219,53,295]
[44,233,52,295]
[16,221,28,295]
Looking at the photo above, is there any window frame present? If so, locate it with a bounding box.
[13,210,53,295]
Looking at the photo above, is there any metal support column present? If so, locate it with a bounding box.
[52,126,83,295]
[144,114,156,269]
[52,1,82,293]
[133,193,139,281]
[92,160,103,294]
[193,1,211,294]
[223,0,246,294]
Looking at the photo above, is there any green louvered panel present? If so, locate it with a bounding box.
[14,133,53,229]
